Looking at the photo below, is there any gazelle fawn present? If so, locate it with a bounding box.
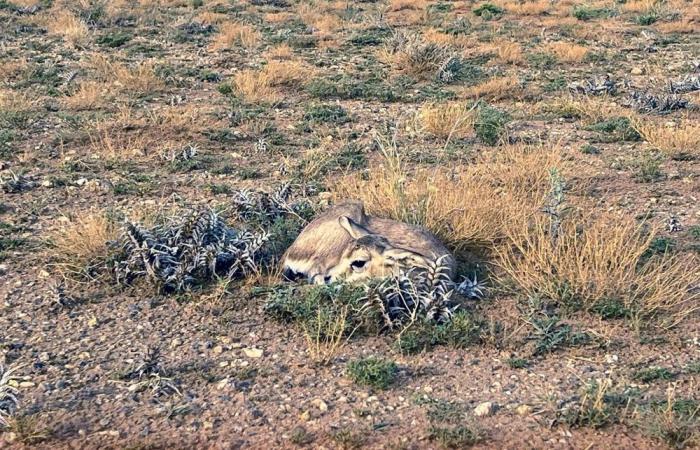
[282,201,455,284]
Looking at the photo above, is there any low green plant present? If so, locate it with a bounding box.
[474,105,509,146]
[330,428,366,450]
[573,5,616,21]
[428,425,482,448]
[96,32,132,48]
[586,117,641,143]
[632,152,664,183]
[633,367,675,383]
[395,311,483,354]
[564,380,618,429]
[346,357,398,390]
[473,3,503,20]
[303,104,350,124]
[506,358,529,369]
[637,395,699,449]
[636,11,659,25]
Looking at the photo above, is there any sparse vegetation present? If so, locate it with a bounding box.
[2,0,699,446]
[346,357,398,390]
[633,367,675,383]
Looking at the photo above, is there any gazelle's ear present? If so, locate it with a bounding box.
[384,249,431,268]
[338,216,371,239]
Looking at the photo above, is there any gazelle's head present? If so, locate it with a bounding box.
[317,216,431,284]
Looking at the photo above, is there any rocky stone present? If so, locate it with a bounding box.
[243,348,263,358]
[516,404,532,416]
[312,398,328,412]
[474,401,497,417]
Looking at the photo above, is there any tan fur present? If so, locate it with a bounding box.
[282,201,455,284]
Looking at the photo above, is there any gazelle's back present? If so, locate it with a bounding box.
[282,202,366,277]
[282,201,455,280]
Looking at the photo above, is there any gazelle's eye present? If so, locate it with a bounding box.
[350,260,367,272]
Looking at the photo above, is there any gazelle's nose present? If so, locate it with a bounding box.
[324,275,332,284]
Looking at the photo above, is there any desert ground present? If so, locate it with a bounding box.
[1,0,699,448]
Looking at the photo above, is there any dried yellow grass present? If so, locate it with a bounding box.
[264,12,296,23]
[387,0,428,11]
[621,0,659,13]
[0,59,28,83]
[541,96,626,125]
[46,10,89,47]
[490,40,524,64]
[230,59,313,103]
[656,20,698,34]
[333,139,561,253]
[211,22,261,50]
[632,117,700,159]
[193,11,228,25]
[416,102,476,141]
[497,0,550,15]
[424,28,470,48]
[496,212,699,327]
[547,42,588,62]
[264,60,315,87]
[8,0,42,6]
[378,34,451,80]
[50,213,118,279]
[146,104,203,134]
[297,4,343,35]
[89,55,163,95]
[233,70,280,104]
[459,76,522,101]
[89,123,153,158]
[264,43,294,60]
[62,81,110,110]
[0,88,35,113]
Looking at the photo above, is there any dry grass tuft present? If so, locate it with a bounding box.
[547,42,589,62]
[541,96,626,125]
[0,88,36,114]
[496,212,699,327]
[231,60,312,103]
[89,123,153,158]
[89,55,163,95]
[46,10,90,47]
[193,11,228,25]
[63,81,110,110]
[387,0,428,12]
[264,44,294,60]
[0,59,28,84]
[416,102,476,141]
[490,40,524,64]
[460,76,522,101]
[264,60,315,87]
[424,28,471,48]
[497,0,550,15]
[211,22,261,50]
[333,138,561,253]
[621,0,659,13]
[50,213,118,279]
[656,20,698,34]
[232,70,280,104]
[303,306,353,365]
[632,117,700,159]
[378,32,453,80]
[297,4,343,38]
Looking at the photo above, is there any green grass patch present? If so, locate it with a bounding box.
[633,367,675,383]
[303,104,350,124]
[96,32,132,48]
[573,5,616,21]
[475,105,509,146]
[346,357,398,390]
